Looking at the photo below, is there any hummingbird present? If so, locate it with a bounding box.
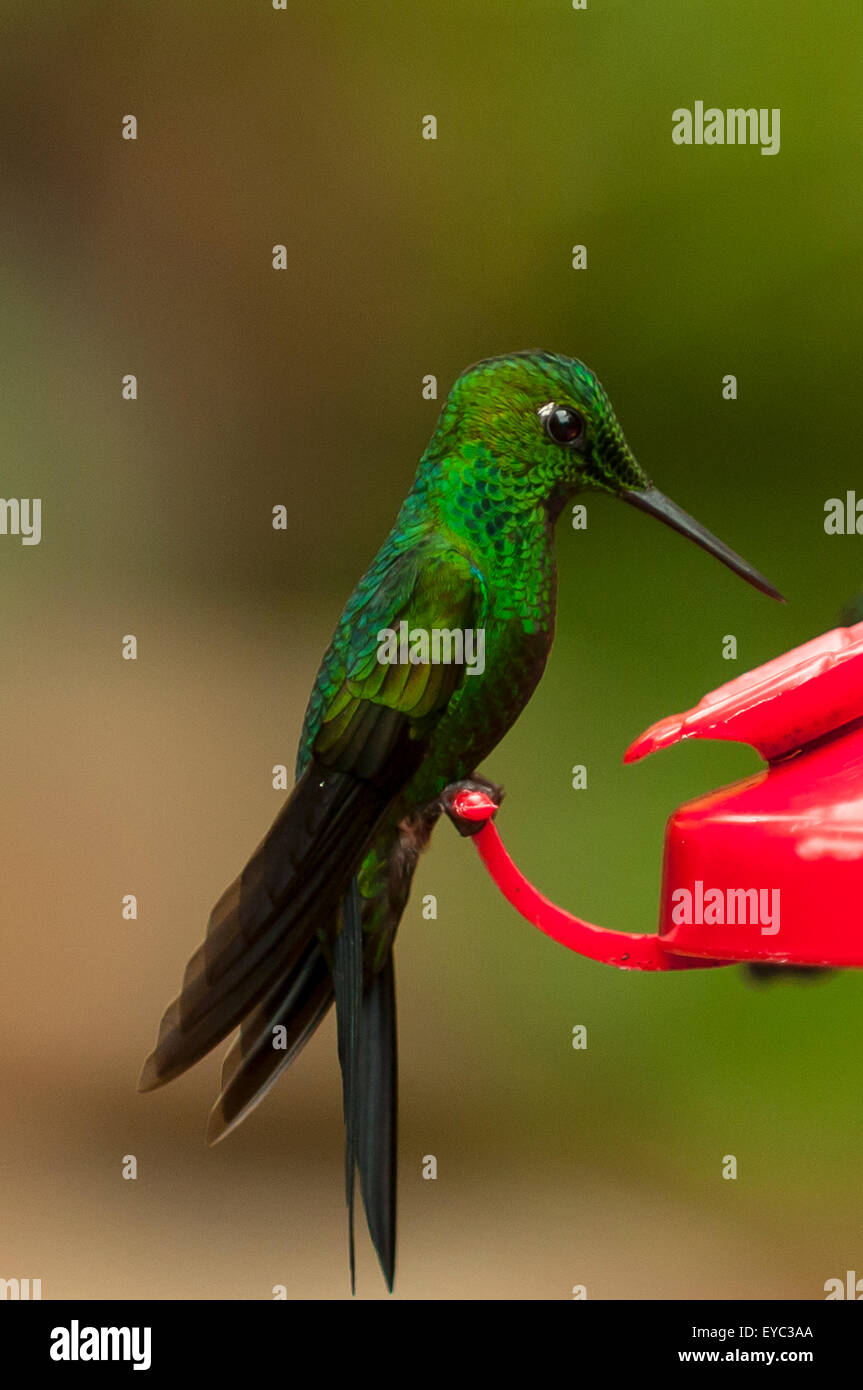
[139,351,782,1291]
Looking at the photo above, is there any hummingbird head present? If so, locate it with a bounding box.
[434,351,782,600]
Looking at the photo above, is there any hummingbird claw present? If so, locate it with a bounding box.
[438,777,503,836]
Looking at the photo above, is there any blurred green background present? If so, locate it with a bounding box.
[1,0,862,1299]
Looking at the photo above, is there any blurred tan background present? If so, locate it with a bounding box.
[1,0,862,1298]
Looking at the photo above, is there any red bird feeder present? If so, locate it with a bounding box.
[446,621,863,972]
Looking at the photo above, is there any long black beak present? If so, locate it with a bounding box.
[621,486,784,601]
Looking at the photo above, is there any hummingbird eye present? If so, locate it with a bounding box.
[541,402,586,447]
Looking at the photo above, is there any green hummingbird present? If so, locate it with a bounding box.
[139,351,782,1291]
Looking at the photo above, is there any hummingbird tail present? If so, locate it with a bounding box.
[333,877,363,1293]
[207,870,399,1291]
[357,948,397,1292]
[333,878,398,1292]
[138,757,394,1093]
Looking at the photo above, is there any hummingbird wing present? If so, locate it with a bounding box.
[312,542,483,764]
[137,754,406,1091]
[139,542,482,1097]
[320,545,484,1291]
[182,542,484,1290]
[203,936,333,1144]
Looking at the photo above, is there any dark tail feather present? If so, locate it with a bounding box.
[333,878,363,1294]
[205,939,334,1145]
[358,949,397,1292]
[139,760,392,1092]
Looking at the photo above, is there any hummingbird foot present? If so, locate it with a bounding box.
[437,776,504,837]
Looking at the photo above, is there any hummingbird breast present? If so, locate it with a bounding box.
[400,532,559,811]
